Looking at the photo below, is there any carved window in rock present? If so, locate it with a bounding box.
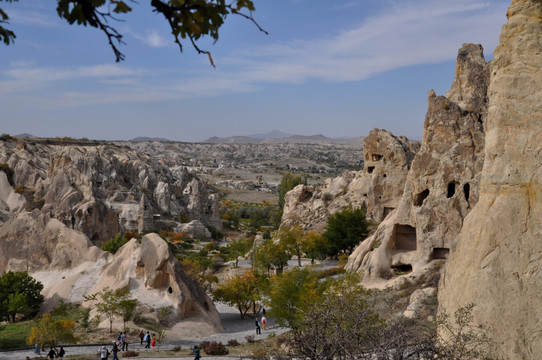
[447,182,458,198]
[464,183,470,202]
[383,207,394,219]
[414,189,430,206]
[393,224,417,251]
[392,264,412,275]
[371,154,383,161]
[168,287,173,294]
[367,166,375,174]
[432,248,449,260]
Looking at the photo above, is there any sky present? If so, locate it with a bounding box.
[0,0,511,142]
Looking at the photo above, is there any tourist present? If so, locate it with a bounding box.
[151,333,156,349]
[261,315,267,330]
[58,346,66,360]
[34,341,40,355]
[139,329,144,345]
[99,345,109,360]
[193,345,201,360]
[121,332,127,351]
[144,331,151,348]
[46,347,57,359]
[255,318,261,335]
[111,341,120,360]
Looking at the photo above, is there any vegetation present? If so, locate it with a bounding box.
[1,1,266,65]
[220,199,281,232]
[0,271,44,322]
[84,287,137,332]
[323,205,370,256]
[101,233,130,254]
[27,313,76,349]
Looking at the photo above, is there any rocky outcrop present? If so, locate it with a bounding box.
[439,1,542,358]
[0,211,222,336]
[0,141,220,244]
[346,43,488,280]
[281,129,419,232]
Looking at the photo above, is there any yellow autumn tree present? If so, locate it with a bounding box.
[27,313,76,348]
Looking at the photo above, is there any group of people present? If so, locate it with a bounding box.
[255,311,267,335]
[138,329,157,349]
[29,345,66,359]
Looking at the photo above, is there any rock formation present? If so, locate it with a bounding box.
[281,129,419,232]
[439,1,542,358]
[346,43,488,281]
[0,211,222,336]
[0,140,220,245]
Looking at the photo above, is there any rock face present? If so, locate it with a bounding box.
[439,1,542,358]
[346,43,488,280]
[0,141,220,245]
[281,129,419,232]
[0,211,222,335]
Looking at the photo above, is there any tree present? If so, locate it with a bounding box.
[27,313,76,349]
[301,231,330,261]
[0,0,266,65]
[265,267,319,329]
[212,270,267,319]
[85,287,137,332]
[275,225,304,266]
[0,271,44,322]
[226,237,254,267]
[101,233,129,254]
[323,205,369,256]
[278,172,307,212]
[252,237,291,275]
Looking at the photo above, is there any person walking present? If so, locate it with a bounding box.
[193,345,201,360]
[121,332,127,351]
[151,333,156,349]
[144,331,151,348]
[58,346,66,360]
[139,329,144,345]
[111,341,120,360]
[261,315,267,330]
[99,346,109,360]
[34,341,40,356]
[255,318,261,335]
[46,347,57,360]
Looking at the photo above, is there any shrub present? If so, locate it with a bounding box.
[123,350,138,357]
[171,345,183,352]
[101,233,129,254]
[245,335,255,343]
[227,339,240,347]
[200,341,228,355]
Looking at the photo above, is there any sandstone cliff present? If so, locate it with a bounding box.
[346,43,488,280]
[281,129,419,232]
[438,1,542,358]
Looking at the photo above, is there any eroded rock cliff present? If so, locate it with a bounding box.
[439,1,542,358]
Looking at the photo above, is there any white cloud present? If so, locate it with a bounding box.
[8,10,61,28]
[132,29,169,48]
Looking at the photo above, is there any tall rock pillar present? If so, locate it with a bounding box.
[438,1,542,359]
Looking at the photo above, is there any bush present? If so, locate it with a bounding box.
[245,335,255,343]
[227,339,240,347]
[200,341,228,355]
[123,350,138,357]
[101,233,129,254]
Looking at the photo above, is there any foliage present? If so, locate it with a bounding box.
[301,231,330,261]
[227,339,240,347]
[84,287,137,332]
[27,313,76,349]
[212,270,267,319]
[200,340,229,355]
[264,267,319,329]
[274,225,304,266]
[220,200,280,231]
[323,205,369,256]
[0,318,34,350]
[0,271,44,322]
[252,237,291,274]
[278,172,307,212]
[221,237,254,267]
[0,133,14,141]
[101,233,129,254]
[2,0,265,64]
[206,225,223,240]
[180,258,218,291]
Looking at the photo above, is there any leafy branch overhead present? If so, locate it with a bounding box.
[1,0,267,65]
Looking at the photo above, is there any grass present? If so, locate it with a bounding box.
[0,320,34,350]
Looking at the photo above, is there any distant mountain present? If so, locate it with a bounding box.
[201,133,365,145]
[246,130,293,139]
[130,136,173,142]
[15,133,37,139]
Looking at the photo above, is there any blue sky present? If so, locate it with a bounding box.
[0,0,510,142]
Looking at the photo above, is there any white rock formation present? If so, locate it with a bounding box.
[439,1,542,358]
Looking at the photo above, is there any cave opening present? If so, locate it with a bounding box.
[414,189,430,206]
[464,183,470,202]
[447,182,457,198]
[392,264,413,275]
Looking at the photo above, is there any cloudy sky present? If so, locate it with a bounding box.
[0,0,510,142]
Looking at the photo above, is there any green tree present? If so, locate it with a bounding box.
[212,270,267,319]
[278,173,307,212]
[225,237,254,267]
[27,313,76,349]
[252,237,291,274]
[1,0,266,64]
[265,267,319,329]
[0,271,44,322]
[101,233,129,254]
[323,205,369,256]
[301,231,330,261]
[85,287,137,332]
[275,225,304,266]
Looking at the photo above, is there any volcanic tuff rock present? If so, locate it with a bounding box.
[346,42,488,280]
[439,1,542,358]
[0,140,220,245]
[281,129,419,232]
